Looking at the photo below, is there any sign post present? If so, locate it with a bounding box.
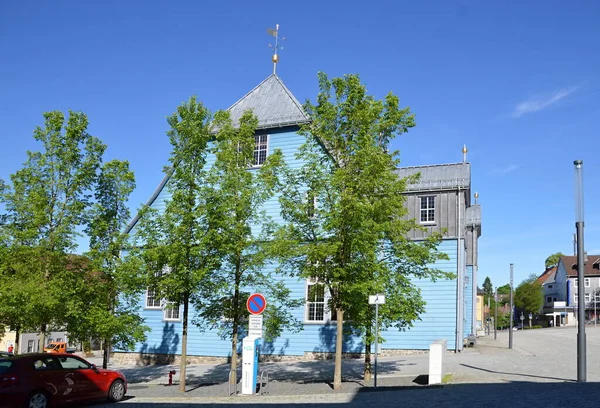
[369,294,385,388]
[242,293,267,395]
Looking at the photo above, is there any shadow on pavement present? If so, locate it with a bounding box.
[88,381,600,407]
[460,363,574,382]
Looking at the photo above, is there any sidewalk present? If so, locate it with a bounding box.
[87,327,600,404]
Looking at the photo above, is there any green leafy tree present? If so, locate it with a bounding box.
[482,276,493,304]
[134,97,218,392]
[196,110,302,386]
[81,160,148,369]
[276,72,449,389]
[0,111,105,347]
[545,252,564,269]
[514,280,543,314]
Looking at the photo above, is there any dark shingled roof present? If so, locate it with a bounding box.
[560,255,600,277]
[226,74,310,130]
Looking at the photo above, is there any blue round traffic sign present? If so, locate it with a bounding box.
[247,293,267,315]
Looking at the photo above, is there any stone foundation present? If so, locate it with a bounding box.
[112,348,431,366]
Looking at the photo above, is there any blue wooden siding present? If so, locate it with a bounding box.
[125,238,459,356]
[123,126,465,357]
[464,265,473,337]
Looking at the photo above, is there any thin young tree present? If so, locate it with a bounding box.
[196,110,302,386]
[134,97,219,392]
[82,160,148,368]
[277,73,449,389]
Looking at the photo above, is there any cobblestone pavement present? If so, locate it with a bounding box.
[79,326,600,407]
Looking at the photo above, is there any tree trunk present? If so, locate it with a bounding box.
[179,295,189,392]
[230,256,242,386]
[102,339,110,369]
[39,323,46,352]
[333,308,344,390]
[14,326,20,354]
[364,342,372,380]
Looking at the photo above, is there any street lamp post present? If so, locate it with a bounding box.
[529,313,532,329]
[494,288,498,340]
[574,159,586,383]
[509,263,514,349]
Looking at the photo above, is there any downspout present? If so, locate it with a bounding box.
[472,223,477,335]
[455,186,463,352]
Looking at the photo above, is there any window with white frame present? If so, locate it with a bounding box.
[146,288,161,309]
[575,294,578,303]
[595,292,600,303]
[585,278,591,287]
[420,196,435,223]
[163,303,181,321]
[306,279,325,322]
[585,293,591,303]
[253,134,268,166]
[575,278,578,287]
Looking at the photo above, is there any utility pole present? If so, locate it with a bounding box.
[574,160,586,382]
[494,288,498,340]
[509,263,514,349]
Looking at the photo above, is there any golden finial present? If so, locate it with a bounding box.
[267,24,285,75]
[462,144,468,162]
[474,191,479,204]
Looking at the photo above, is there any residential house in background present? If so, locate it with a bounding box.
[558,254,600,322]
[476,287,484,336]
[537,266,572,326]
[116,71,482,364]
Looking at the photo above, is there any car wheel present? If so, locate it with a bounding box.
[27,391,48,408]
[107,379,126,402]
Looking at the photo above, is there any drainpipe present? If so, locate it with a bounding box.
[472,223,477,335]
[455,186,463,352]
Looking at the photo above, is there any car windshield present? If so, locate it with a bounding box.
[0,360,13,374]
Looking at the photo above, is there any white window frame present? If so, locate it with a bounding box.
[305,278,336,323]
[163,302,181,321]
[419,196,435,224]
[575,278,578,287]
[595,292,600,302]
[585,293,591,303]
[145,288,162,309]
[585,278,591,287]
[252,134,269,167]
[575,294,579,303]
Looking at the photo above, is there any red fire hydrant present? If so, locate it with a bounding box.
[168,370,176,386]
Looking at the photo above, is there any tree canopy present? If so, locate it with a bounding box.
[276,72,449,388]
[545,252,564,269]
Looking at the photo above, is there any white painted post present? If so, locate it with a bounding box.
[429,339,447,385]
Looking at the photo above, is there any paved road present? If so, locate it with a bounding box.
[82,326,600,407]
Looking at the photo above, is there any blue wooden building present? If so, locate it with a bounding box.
[116,72,482,364]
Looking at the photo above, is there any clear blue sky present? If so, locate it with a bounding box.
[1,0,599,288]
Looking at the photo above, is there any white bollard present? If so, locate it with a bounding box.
[429,339,447,385]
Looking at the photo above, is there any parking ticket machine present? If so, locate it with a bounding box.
[241,336,260,395]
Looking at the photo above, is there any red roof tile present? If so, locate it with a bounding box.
[536,266,556,284]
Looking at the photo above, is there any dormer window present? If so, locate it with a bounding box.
[253,134,269,166]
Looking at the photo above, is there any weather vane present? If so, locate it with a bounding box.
[267,24,285,74]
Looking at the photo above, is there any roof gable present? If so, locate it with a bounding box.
[226,74,310,130]
[559,255,600,277]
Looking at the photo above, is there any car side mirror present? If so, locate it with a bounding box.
[90,364,98,371]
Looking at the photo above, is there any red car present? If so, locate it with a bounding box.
[0,353,127,407]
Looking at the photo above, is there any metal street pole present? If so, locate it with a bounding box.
[487,296,491,335]
[509,263,514,349]
[574,160,586,382]
[374,302,379,388]
[494,288,498,340]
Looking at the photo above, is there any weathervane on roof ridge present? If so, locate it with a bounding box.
[267,24,285,75]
